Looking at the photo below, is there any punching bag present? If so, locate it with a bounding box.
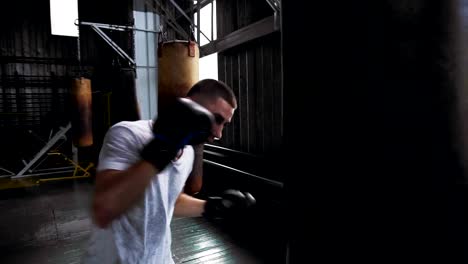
[71,77,93,147]
[158,40,199,112]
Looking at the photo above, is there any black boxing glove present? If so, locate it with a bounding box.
[141,98,214,170]
[203,189,256,220]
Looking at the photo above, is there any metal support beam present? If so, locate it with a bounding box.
[147,0,190,39]
[168,0,211,43]
[79,21,159,33]
[265,0,281,32]
[200,15,278,57]
[203,159,284,188]
[211,1,214,41]
[177,0,215,20]
[90,25,136,68]
[13,123,71,178]
[76,20,161,69]
[266,0,281,13]
[197,0,200,43]
[265,0,281,33]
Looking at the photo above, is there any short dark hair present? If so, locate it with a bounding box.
[187,79,237,108]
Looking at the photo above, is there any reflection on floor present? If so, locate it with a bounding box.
[171,217,261,264]
[0,180,265,263]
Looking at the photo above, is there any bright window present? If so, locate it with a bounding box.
[199,52,218,80]
[195,1,218,80]
[194,0,216,45]
[50,0,79,37]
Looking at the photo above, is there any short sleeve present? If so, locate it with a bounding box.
[96,124,141,172]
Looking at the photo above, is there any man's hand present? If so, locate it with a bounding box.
[141,98,214,170]
[203,189,256,220]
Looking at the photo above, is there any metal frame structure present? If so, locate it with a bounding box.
[148,0,281,57]
[13,123,71,178]
[147,0,215,46]
[147,0,190,39]
[203,144,284,188]
[76,20,161,69]
[0,123,94,185]
[266,0,281,13]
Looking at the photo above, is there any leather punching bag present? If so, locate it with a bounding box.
[158,40,199,112]
[71,77,93,147]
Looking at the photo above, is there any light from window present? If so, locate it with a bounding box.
[50,0,79,37]
[194,0,216,46]
[199,52,218,80]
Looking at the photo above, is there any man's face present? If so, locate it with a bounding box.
[191,96,235,143]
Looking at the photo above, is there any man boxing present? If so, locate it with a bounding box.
[81,79,255,264]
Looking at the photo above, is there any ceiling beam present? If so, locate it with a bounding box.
[199,15,278,57]
[175,0,215,19]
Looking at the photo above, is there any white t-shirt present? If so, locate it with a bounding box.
[81,120,194,264]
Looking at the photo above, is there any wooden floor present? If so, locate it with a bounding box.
[0,180,267,264]
[171,217,262,264]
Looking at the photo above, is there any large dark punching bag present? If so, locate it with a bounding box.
[282,1,466,264]
[71,77,93,147]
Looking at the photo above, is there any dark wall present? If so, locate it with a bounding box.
[283,1,468,263]
[217,33,282,155]
[0,1,78,77]
[215,0,281,156]
[0,0,79,168]
[217,0,272,37]
[0,0,77,129]
[0,0,138,167]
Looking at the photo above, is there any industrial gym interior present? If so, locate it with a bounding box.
[0,0,284,263]
[3,1,468,263]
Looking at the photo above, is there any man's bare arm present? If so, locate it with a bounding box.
[173,193,206,217]
[184,144,204,195]
[92,161,159,228]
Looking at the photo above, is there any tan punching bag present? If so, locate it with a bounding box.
[158,40,199,112]
[71,77,93,147]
